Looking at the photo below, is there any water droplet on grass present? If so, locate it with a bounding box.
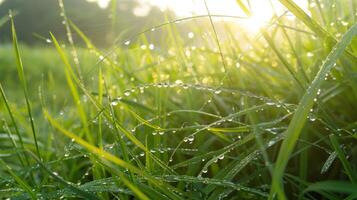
[188,136,194,142]
[317,89,321,95]
[214,90,222,94]
[149,44,155,50]
[309,116,316,122]
[236,62,240,69]
[307,52,314,57]
[124,91,131,96]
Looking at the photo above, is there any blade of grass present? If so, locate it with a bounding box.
[277,0,332,40]
[262,30,305,90]
[0,84,28,166]
[301,181,357,198]
[235,0,251,16]
[44,111,183,200]
[50,32,94,144]
[27,151,100,200]
[329,134,357,183]
[10,12,41,160]
[0,159,36,200]
[270,23,357,200]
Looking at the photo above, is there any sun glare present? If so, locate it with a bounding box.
[142,0,285,32]
[95,0,308,32]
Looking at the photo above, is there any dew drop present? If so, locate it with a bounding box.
[149,44,155,50]
[235,62,240,69]
[317,89,321,95]
[309,116,316,122]
[214,90,222,94]
[188,136,194,142]
[124,91,131,96]
[307,52,314,57]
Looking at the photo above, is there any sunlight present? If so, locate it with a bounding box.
[241,2,278,32]
[142,0,284,32]
[95,0,308,32]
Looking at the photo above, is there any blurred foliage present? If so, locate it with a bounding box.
[0,0,170,46]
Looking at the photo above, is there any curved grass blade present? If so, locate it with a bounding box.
[235,0,251,16]
[301,181,357,199]
[10,12,41,159]
[0,159,36,200]
[329,134,357,183]
[270,23,357,200]
[0,84,28,166]
[277,0,332,40]
[159,175,268,197]
[44,111,183,200]
[27,151,99,200]
[320,151,337,174]
[50,33,93,144]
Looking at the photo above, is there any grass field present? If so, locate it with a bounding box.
[0,0,357,199]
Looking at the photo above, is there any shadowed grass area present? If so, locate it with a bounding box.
[0,0,356,199]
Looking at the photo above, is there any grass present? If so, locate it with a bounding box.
[0,0,357,199]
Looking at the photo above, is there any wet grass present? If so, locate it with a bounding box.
[0,0,357,199]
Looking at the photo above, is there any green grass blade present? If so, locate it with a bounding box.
[270,23,357,200]
[0,84,28,165]
[50,32,93,144]
[262,30,305,90]
[44,111,182,200]
[235,0,251,16]
[0,159,36,199]
[10,13,41,159]
[277,0,332,40]
[329,134,357,183]
[302,181,357,198]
